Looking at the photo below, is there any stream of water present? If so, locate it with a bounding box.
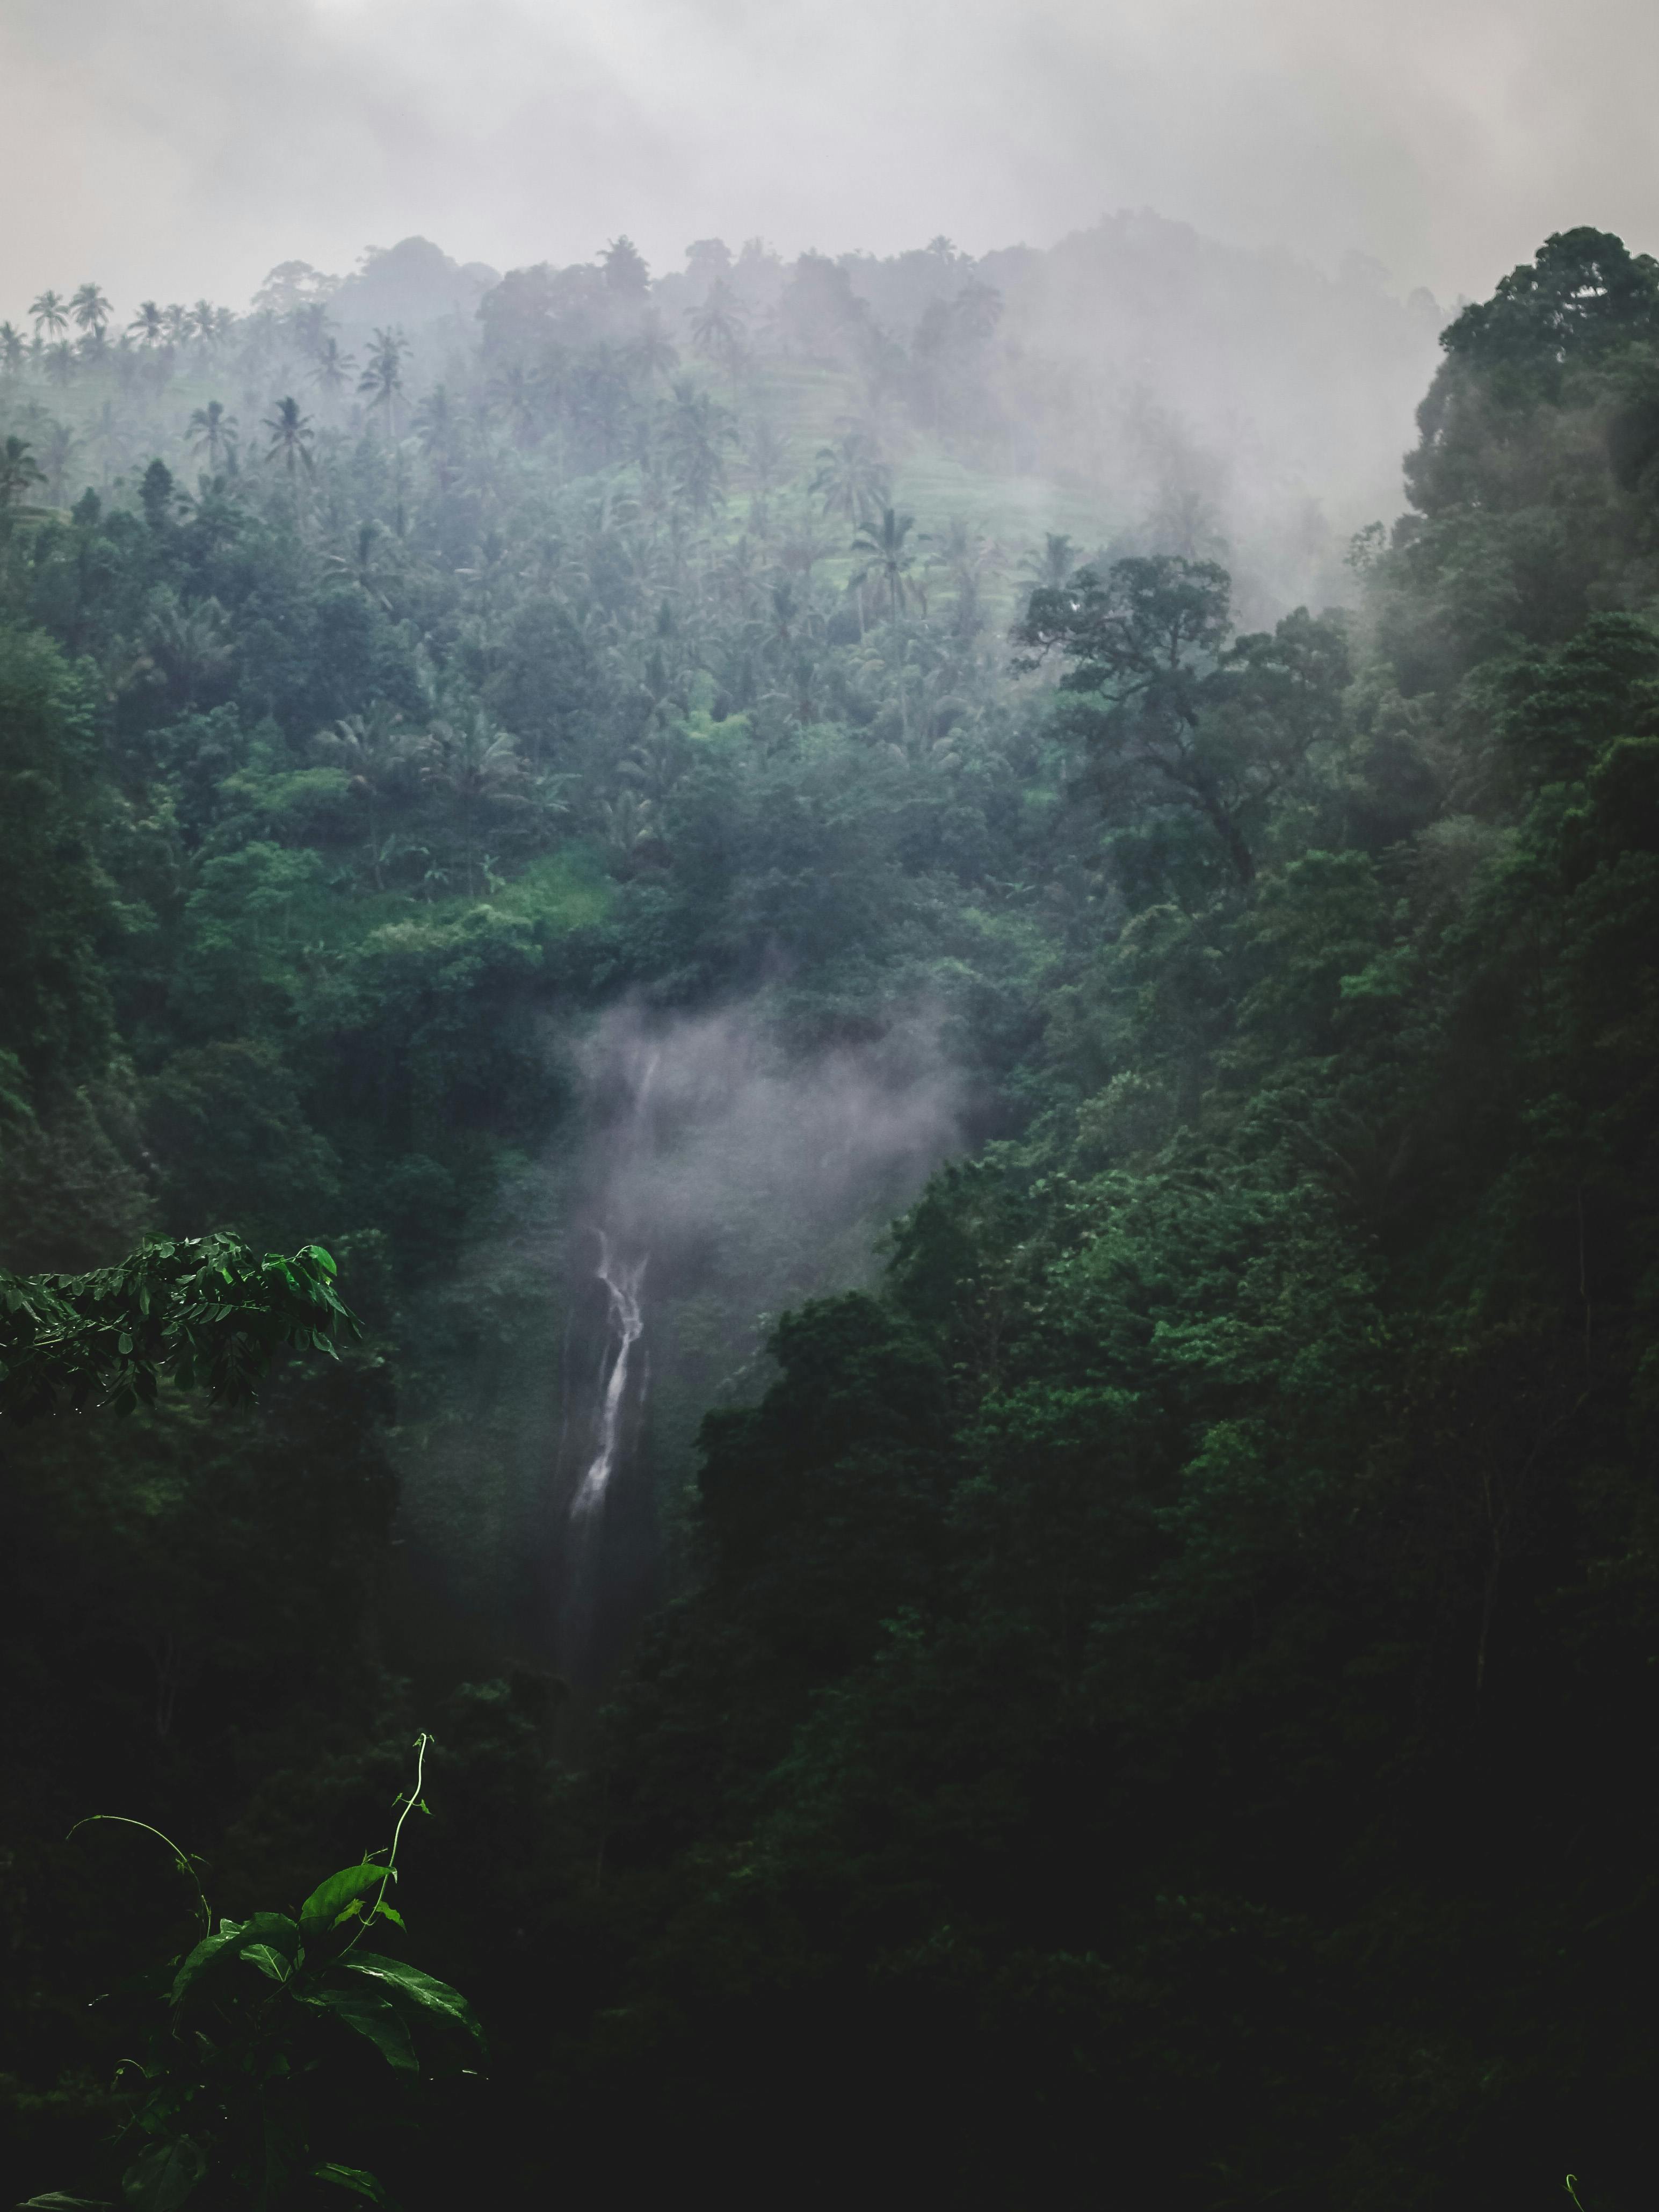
[569,1232,647,1523]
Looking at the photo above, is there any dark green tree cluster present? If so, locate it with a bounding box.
[504,230,1659,2210]
[2,228,1657,2211]
[0,225,1073,2207]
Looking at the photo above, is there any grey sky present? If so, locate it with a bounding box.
[3,0,1656,316]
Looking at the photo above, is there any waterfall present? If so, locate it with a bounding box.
[569,1233,647,1524]
[549,1046,660,1689]
[542,1006,961,1691]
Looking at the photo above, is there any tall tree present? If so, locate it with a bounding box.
[851,504,921,628]
[1015,554,1348,888]
[629,309,679,386]
[262,395,316,479]
[68,283,111,338]
[486,360,545,450]
[602,236,650,300]
[357,328,410,438]
[1019,532,1078,590]
[308,336,357,401]
[28,290,68,340]
[689,278,748,377]
[40,421,81,504]
[813,429,890,527]
[0,435,46,511]
[662,379,736,516]
[187,400,239,472]
[314,703,419,885]
[418,710,527,896]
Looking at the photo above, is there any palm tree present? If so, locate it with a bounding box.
[689,278,748,375]
[288,301,335,358]
[628,310,679,385]
[41,422,82,504]
[413,382,455,454]
[358,328,409,438]
[188,401,239,471]
[777,516,837,588]
[413,384,464,487]
[599,787,657,861]
[662,378,736,517]
[112,336,141,396]
[189,300,219,345]
[570,344,633,466]
[813,429,890,527]
[1019,532,1077,591]
[741,411,790,498]
[618,728,689,811]
[89,401,127,489]
[307,337,356,400]
[485,360,545,450]
[851,505,923,722]
[70,283,111,338]
[419,710,527,896]
[851,505,920,626]
[0,436,46,511]
[314,703,418,885]
[0,323,23,376]
[146,597,234,706]
[713,530,763,620]
[128,300,164,348]
[43,341,76,389]
[262,395,315,478]
[29,290,68,340]
[161,303,191,346]
[325,519,394,608]
[936,515,1004,639]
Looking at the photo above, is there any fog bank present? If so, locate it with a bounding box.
[4,0,1658,312]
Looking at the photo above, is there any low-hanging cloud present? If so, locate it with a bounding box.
[542,995,965,1676]
[4,0,1659,317]
[569,995,966,1308]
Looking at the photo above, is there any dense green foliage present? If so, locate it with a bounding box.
[66,1738,482,2212]
[3,225,1658,2208]
[1,1234,358,1421]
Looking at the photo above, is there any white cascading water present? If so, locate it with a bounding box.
[569,1232,647,1524]
[549,1043,663,1688]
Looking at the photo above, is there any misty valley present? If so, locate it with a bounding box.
[2,218,1658,2211]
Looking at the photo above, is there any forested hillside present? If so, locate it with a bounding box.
[2,224,1656,2210]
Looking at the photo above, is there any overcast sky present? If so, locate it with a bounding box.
[3,0,1656,317]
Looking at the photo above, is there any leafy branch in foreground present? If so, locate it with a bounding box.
[0,1231,361,1423]
[60,1735,482,2211]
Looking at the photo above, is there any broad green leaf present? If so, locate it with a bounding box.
[121,2137,207,2212]
[301,1983,418,2071]
[300,1862,389,1935]
[171,1914,300,2006]
[238,1941,293,1982]
[312,2166,385,2205]
[169,1924,243,2004]
[340,1953,487,2053]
